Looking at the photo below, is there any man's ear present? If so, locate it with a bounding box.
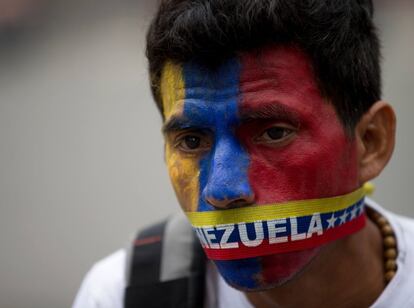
[355,101,396,184]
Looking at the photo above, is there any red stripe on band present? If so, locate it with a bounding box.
[203,213,366,260]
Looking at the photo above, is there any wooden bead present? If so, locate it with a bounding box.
[376,217,388,227]
[370,211,382,221]
[369,210,398,284]
[384,248,397,259]
[384,236,397,248]
[385,271,396,282]
[381,225,394,236]
[385,259,397,271]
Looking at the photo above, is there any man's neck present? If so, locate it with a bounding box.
[245,217,385,308]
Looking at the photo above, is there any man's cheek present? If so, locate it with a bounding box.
[244,147,324,204]
[246,139,359,204]
[165,144,200,212]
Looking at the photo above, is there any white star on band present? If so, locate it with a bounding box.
[355,203,364,216]
[339,211,348,225]
[350,207,358,220]
[326,214,337,229]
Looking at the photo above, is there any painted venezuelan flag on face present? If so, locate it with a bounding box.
[161,45,366,289]
[162,58,253,214]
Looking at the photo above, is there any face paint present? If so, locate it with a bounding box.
[161,45,364,290]
[162,62,200,212]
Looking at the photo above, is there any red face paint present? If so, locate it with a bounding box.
[238,45,359,284]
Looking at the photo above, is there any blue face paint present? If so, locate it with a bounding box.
[215,257,261,290]
[182,59,260,288]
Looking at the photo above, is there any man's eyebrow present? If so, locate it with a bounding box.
[162,116,193,133]
[239,103,300,124]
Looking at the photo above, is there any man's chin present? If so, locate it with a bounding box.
[214,247,321,291]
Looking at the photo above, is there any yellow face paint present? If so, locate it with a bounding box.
[161,62,200,212]
[161,61,185,120]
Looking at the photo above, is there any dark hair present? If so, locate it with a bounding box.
[146,0,381,130]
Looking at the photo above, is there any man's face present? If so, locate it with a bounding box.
[161,45,360,290]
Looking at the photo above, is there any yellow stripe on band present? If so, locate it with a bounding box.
[186,186,367,227]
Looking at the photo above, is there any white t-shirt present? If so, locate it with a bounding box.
[73,199,414,308]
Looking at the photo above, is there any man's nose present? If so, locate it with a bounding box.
[201,136,255,210]
[205,191,255,209]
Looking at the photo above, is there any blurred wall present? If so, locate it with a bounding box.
[0,1,170,307]
[0,1,413,307]
[374,2,414,212]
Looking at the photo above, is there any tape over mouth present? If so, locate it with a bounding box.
[185,184,372,260]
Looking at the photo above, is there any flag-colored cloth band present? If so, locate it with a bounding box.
[186,186,368,260]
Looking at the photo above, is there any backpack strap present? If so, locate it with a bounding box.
[124,213,206,308]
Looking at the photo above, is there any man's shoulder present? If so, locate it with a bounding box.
[386,208,414,256]
[73,249,127,308]
[389,211,414,232]
[73,214,195,308]
[368,198,414,251]
[367,197,414,226]
[377,201,414,237]
[88,249,127,287]
[368,198,414,307]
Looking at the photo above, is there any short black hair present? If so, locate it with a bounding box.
[146,0,381,130]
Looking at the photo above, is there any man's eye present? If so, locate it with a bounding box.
[183,136,201,150]
[255,126,295,144]
[175,134,211,153]
[266,127,291,140]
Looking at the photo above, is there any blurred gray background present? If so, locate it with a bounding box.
[0,0,413,307]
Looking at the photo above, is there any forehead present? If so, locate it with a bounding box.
[160,45,323,120]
